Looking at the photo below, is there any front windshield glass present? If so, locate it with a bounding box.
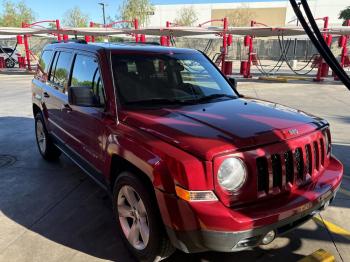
[111,51,237,106]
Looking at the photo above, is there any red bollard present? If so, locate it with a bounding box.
[160,36,167,46]
[63,35,69,42]
[224,61,232,75]
[18,57,25,68]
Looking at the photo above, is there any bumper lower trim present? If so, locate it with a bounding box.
[166,188,336,253]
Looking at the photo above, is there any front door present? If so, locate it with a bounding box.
[62,53,107,173]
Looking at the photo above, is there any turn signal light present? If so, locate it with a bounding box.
[175,186,218,202]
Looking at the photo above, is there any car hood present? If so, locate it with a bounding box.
[121,98,327,160]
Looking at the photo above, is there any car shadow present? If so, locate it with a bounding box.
[0,116,349,262]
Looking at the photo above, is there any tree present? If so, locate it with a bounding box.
[174,6,198,26]
[119,0,154,27]
[229,5,255,27]
[339,6,350,22]
[0,0,35,27]
[63,7,89,27]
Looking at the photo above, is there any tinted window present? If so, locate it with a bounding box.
[112,52,237,105]
[71,55,105,106]
[0,48,13,54]
[50,51,72,93]
[37,50,53,80]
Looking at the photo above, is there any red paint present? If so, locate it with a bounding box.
[32,43,343,252]
[16,35,23,44]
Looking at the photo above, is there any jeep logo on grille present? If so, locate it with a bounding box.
[288,129,299,135]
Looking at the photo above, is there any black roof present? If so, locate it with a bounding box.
[44,41,197,54]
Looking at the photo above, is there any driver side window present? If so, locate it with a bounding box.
[70,54,105,107]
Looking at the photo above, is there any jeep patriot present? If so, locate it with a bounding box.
[32,42,343,261]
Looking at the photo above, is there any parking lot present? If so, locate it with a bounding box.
[0,73,349,262]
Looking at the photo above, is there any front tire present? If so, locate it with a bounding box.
[113,171,175,262]
[35,112,61,161]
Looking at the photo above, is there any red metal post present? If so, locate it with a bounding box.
[55,19,62,41]
[22,22,31,71]
[221,17,228,74]
[166,21,171,46]
[334,19,350,80]
[90,22,95,42]
[134,18,139,42]
[140,34,146,43]
[315,16,330,81]
[243,20,255,78]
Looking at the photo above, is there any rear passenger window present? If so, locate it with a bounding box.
[50,51,73,93]
[37,50,53,81]
[70,55,105,106]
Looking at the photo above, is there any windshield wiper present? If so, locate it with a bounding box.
[191,94,237,103]
[125,98,192,106]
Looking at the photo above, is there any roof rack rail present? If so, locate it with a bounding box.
[51,39,87,44]
[121,41,160,46]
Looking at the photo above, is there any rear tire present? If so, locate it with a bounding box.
[5,58,15,68]
[35,112,61,161]
[113,171,175,262]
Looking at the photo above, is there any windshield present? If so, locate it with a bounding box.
[111,51,238,107]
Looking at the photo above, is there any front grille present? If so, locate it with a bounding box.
[256,135,326,195]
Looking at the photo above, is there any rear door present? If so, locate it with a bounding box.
[44,50,73,142]
[63,52,107,172]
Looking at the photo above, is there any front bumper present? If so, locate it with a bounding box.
[165,187,337,253]
[156,156,343,253]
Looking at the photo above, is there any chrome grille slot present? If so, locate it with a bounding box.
[313,141,320,171]
[305,144,312,175]
[294,148,304,180]
[320,138,325,166]
[271,154,282,188]
[284,151,294,185]
[256,157,269,193]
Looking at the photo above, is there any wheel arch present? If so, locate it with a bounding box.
[33,103,41,117]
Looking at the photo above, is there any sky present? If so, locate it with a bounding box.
[0,0,283,24]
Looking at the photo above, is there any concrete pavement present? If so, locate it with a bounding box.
[0,74,349,262]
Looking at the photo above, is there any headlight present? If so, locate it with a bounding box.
[217,157,247,191]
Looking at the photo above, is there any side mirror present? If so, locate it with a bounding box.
[227,77,237,89]
[68,86,101,107]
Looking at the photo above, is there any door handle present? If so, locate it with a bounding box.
[43,92,50,98]
[61,104,72,112]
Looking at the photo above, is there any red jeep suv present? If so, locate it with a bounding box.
[32,41,343,261]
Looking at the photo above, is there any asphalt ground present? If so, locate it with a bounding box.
[0,74,349,262]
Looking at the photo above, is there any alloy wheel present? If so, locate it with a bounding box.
[117,185,150,250]
[36,120,47,153]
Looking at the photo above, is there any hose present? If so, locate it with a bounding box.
[254,37,292,75]
[277,34,318,75]
[290,0,350,89]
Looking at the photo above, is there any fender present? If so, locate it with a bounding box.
[104,122,214,194]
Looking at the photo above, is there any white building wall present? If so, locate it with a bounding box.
[149,0,350,27]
